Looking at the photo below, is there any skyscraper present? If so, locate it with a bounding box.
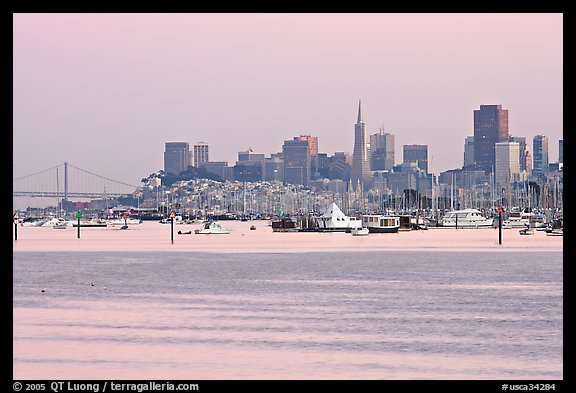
[532,135,549,178]
[282,137,310,186]
[508,136,531,173]
[403,144,428,173]
[297,135,319,177]
[495,142,520,190]
[369,127,395,171]
[474,105,509,173]
[464,136,475,168]
[164,142,191,175]
[351,100,371,189]
[193,142,209,167]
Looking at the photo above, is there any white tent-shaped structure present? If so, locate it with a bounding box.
[316,202,362,231]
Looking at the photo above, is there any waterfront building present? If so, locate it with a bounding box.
[282,137,311,186]
[164,142,191,176]
[403,144,428,173]
[474,105,509,173]
[193,142,209,167]
[351,100,371,190]
[532,135,549,179]
[369,128,395,171]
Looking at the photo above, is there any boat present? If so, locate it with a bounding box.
[271,217,300,232]
[439,209,494,228]
[507,207,536,228]
[351,227,369,236]
[250,225,256,230]
[398,215,413,231]
[546,228,563,236]
[106,217,143,226]
[361,214,400,233]
[72,218,108,227]
[41,217,70,227]
[21,216,45,226]
[194,220,232,234]
[177,230,192,235]
[313,202,362,232]
[519,224,534,235]
[53,221,69,229]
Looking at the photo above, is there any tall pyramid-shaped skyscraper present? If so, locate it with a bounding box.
[351,99,371,190]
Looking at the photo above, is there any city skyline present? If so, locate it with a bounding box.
[13,13,563,185]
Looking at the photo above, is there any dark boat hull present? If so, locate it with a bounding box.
[367,226,399,233]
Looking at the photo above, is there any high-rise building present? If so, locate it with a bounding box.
[532,135,549,178]
[508,136,531,173]
[403,144,428,173]
[164,142,191,175]
[233,161,264,182]
[235,148,265,182]
[198,161,230,181]
[474,105,509,173]
[296,135,318,158]
[369,127,395,171]
[238,148,265,162]
[282,137,310,186]
[263,155,284,182]
[297,135,319,177]
[193,142,209,167]
[464,136,475,168]
[351,100,371,189]
[495,142,521,190]
[559,139,563,163]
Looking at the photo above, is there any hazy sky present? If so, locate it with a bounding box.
[13,13,563,186]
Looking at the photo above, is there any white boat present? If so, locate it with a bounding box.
[314,202,362,232]
[361,215,400,233]
[546,228,563,236]
[41,217,71,227]
[440,209,494,228]
[106,217,143,226]
[507,208,535,228]
[351,227,369,236]
[194,221,232,234]
[53,221,69,229]
[72,218,108,227]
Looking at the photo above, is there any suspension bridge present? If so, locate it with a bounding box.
[13,162,140,203]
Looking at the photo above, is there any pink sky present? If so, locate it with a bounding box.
[13,13,563,185]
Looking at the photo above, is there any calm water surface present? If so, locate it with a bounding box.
[13,233,563,380]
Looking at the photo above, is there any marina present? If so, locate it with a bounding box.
[12,219,562,253]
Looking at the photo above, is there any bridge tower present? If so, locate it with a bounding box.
[64,161,69,206]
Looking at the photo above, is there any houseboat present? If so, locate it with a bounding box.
[361,214,400,233]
